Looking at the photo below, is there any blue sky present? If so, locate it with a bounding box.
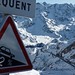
[36,0,75,4]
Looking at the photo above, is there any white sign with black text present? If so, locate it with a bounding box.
[0,0,36,18]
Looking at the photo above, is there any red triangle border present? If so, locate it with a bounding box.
[0,16,33,73]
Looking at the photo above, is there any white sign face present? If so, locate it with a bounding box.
[0,0,36,18]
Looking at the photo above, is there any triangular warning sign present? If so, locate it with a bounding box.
[0,16,32,73]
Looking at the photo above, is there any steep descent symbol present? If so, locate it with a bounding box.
[0,16,32,73]
[0,46,25,67]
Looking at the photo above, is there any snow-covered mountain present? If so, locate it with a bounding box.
[1,2,75,75]
[13,3,75,71]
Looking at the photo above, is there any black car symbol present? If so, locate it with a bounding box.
[0,46,15,58]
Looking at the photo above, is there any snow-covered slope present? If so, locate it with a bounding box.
[13,3,75,71]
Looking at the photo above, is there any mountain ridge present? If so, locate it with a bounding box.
[12,3,75,70]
